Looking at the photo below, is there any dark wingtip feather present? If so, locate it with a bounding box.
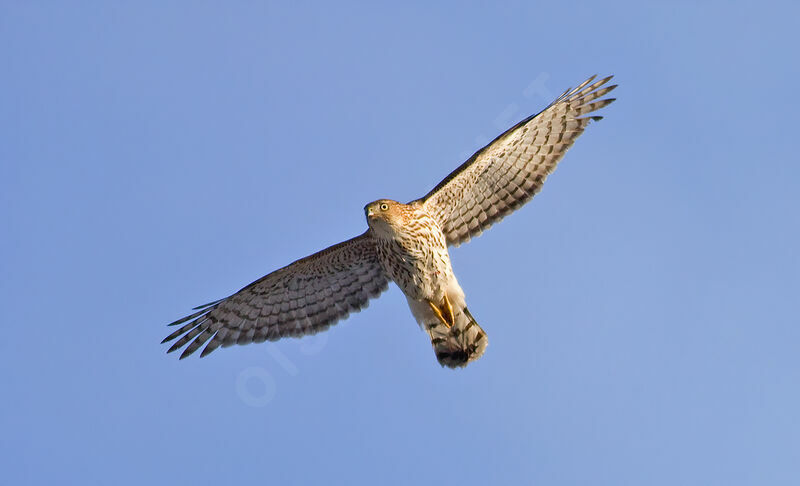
[192,299,223,310]
[199,340,222,358]
[579,74,598,88]
[162,320,198,343]
[167,308,207,326]
[167,341,182,354]
[167,316,192,327]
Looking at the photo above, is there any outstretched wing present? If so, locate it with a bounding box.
[162,232,389,359]
[416,75,617,247]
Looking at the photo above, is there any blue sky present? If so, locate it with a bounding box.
[2,1,798,485]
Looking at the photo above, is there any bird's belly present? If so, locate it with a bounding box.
[378,241,453,302]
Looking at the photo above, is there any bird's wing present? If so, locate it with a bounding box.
[415,75,616,247]
[162,231,389,359]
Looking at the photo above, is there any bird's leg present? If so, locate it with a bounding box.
[428,295,456,328]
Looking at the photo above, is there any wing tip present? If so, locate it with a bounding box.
[192,299,223,310]
[167,316,189,327]
[168,308,210,326]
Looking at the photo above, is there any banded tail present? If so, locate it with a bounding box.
[427,307,488,368]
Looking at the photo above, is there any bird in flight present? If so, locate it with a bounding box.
[163,75,616,368]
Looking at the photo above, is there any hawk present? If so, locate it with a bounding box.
[163,75,617,368]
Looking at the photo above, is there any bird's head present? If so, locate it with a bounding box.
[365,199,408,237]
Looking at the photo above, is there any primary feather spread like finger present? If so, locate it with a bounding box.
[416,75,616,247]
[162,233,389,359]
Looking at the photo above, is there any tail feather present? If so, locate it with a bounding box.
[427,307,488,368]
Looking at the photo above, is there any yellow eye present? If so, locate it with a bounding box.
[380,203,389,211]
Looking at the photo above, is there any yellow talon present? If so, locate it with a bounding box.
[428,295,455,328]
[428,301,447,327]
[442,294,455,327]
